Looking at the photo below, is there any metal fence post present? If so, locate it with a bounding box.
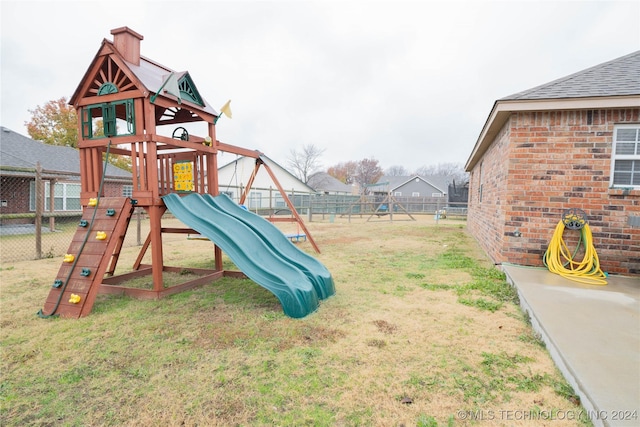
[48,179,56,231]
[35,162,43,258]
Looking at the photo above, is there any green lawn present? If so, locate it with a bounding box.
[0,216,590,426]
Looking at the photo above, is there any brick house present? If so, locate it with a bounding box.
[465,51,640,276]
[0,127,132,226]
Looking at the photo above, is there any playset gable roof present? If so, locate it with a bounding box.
[69,27,219,119]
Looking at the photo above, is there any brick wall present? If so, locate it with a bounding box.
[0,177,31,215]
[103,182,127,198]
[468,123,511,266]
[468,108,640,276]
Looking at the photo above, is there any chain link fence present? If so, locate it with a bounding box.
[0,213,152,264]
[224,191,467,219]
[307,194,468,221]
[0,165,137,264]
[1,173,467,265]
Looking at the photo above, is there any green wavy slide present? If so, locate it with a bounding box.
[162,193,334,318]
[202,193,335,299]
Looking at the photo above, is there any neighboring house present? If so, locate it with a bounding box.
[372,175,449,199]
[367,175,456,214]
[217,155,317,210]
[0,127,132,225]
[465,50,640,276]
[307,172,355,195]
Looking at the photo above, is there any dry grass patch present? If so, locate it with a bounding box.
[1,216,590,426]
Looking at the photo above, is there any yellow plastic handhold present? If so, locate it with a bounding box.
[69,294,81,304]
[88,198,98,207]
[63,254,75,263]
[96,231,107,240]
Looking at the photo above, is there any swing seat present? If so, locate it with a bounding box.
[284,233,307,242]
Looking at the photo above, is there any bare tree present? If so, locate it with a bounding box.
[287,144,325,183]
[385,165,409,176]
[327,161,359,184]
[415,162,468,184]
[327,158,383,193]
[355,158,384,194]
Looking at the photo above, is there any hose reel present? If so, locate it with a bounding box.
[543,208,607,285]
[562,208,588,230]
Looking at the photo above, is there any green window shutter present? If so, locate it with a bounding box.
[103,104,116,137]
[81,108,92,139]
[125,99,135,134]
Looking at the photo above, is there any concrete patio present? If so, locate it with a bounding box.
[502,264,639,427]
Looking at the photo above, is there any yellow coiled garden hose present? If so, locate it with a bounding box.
[543,211,607,285]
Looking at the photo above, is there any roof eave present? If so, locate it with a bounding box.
[69,39,114,106]
[464,95,640,171]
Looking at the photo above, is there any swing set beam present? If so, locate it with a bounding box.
[239,156,320,253]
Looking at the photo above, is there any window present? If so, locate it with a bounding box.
[412,192,420,197]
[30,182,81,211]
[611,125,640,188]
[81,99,135,139]
[248,191,262,209]
[394,191,402,197]
[274,195,287,208]
[432,193,443,198]
[122,185,133,198]
[478,161,484,203]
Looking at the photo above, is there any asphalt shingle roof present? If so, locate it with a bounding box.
[501,50,640,100]
[307,172,353,193]
[124,57,219,117]
[0,127,131,177]
[375,175,450,193]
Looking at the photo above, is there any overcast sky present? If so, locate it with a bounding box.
[1,0,639,173]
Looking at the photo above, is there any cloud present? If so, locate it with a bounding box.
[1,0,639,173]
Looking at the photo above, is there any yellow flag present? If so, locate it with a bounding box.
[220,100,232,119]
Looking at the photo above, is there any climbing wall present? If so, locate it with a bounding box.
[40,197,134,318]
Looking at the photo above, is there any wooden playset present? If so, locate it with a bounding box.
[39,27,321,319]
